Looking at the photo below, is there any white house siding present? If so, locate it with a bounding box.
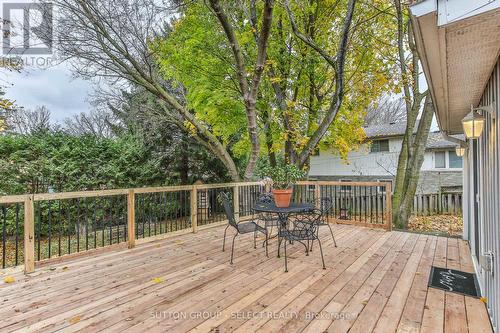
[309,139,463,194]
[467,58,500,329]
[309,138,401,177]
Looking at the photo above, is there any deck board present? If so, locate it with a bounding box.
[0,224,492,333]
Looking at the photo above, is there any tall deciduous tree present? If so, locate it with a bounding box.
[392,0,433,228]
[47,0,242,181]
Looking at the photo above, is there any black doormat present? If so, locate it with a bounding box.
[428,266,480,297]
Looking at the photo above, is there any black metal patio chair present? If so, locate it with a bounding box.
[220,192,268,264]
[278,209,326,272]
[255,193,280,231]
[310,197,338,250]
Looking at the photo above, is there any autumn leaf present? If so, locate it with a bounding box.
[69,315,81,324]
[480,297,488,304]
[3,276,15,284]
[152,277,164,283]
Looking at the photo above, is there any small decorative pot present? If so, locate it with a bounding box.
[272,188,293,208]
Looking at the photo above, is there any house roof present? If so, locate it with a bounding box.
[363,122,410,139]
[363,121,463,149]
[425,132,464,149]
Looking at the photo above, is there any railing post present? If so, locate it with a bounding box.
[314,184,321,209]
[191,186,198,233]
[385,182,392,231]
[233,185,240,223]
[127,189,135,249]
[24,195,35,274]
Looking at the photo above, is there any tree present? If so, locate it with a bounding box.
[64,109,117,138]
[7,106,53,135]
[206,0,275,180]
[364,95,406,125]
[0,57,22,132]
[391,0,434,228]
[156,0,397,170]
[46,0,242,181]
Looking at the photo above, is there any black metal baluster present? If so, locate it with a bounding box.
[363,186,368,223]
[2,206,6,269]
[102,197,106,247]
[115,197,120,244]
[376,186,379,224]
[84,198,89,251]
[58,201,62,257]
[108,197,112,245]
[47,200,52,259]
[76,198,81,252]
[67,200,71,254]
[117,197,121,244]
[109,196,114,245]
[93,197,97,248]
[140,195,145,238]
[37,203,41,260]
[370,187,373,223]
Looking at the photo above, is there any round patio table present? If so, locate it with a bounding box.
[253,202,315,248]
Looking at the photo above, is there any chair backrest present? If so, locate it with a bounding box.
[288,209,322,239]
[320,197,334,217]
[257,192,274,204]
[219,192,239,230]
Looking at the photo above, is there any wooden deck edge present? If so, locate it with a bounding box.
[328,218,390,230]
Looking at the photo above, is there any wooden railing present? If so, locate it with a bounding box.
[413,192,462,216]
[0,180,392,274]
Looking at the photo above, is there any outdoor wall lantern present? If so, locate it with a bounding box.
[455,146,466,157]
[462,103,496,139]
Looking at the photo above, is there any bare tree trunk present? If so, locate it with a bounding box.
[393,97,434,227]
[391,0,432,228]
[284,0,358,168]
[208,0,275,180]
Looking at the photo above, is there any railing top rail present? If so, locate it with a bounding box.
[0,181,264,204]
[0,194,30,204]
[297,180,392,187]
[0,180,394,204]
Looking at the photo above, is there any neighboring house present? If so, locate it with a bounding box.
[410,0,500,329]
[308,122,464,194]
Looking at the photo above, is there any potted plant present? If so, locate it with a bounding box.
[259,164,305,207]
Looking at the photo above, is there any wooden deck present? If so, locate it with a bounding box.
[0,224,492,333]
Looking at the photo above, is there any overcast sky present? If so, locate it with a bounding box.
[2,61,93,123]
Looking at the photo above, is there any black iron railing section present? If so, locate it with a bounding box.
[1,203,24,269]
[238,184,264,218]
[33,195,128,262]
[292,183,387,225]
[196,186,232,226]
[135,190,191,238]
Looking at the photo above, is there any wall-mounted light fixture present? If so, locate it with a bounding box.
[455,145,466,157]
[462,103,496,139]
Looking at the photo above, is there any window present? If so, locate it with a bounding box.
[434,151,446,168]
[370,140,389,153]
[449,150,463,168]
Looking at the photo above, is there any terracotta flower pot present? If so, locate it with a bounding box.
[272,188,293,208]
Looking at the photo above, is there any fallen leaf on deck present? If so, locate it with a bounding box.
[152,277,164,283]
[175,241,185,245]
[361,300,368,305]
[49,267,56,271]
[62,266,68,270]
[3,276,15,284]
[480,297,488,304]
[69,315,81,324]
